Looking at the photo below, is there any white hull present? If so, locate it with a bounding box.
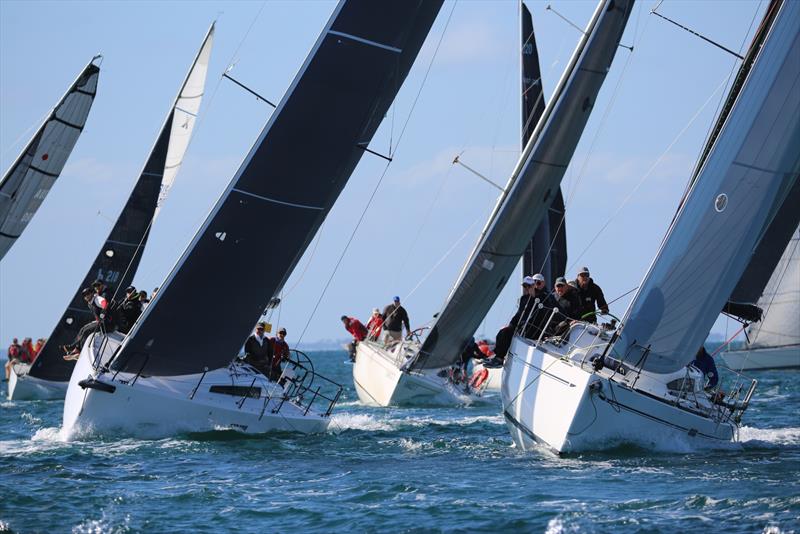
[63,334,334,438]
[353,341,472,407]
[502,325,742,454]
[470,359,502,392]
[721,345,800,370]
[8,364,68,400]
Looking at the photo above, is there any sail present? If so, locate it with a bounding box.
[110,0,444,377]
[612,0,800,374]
[415,0,635,370]
[0,59,100,260]
[747,228,800,349]
[520,3,568,283]
[725,178,800,320]
[28,25,214,383]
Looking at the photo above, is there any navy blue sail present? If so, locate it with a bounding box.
[520,3,567,283]
[111,0,444,377]
[29,25,214,383]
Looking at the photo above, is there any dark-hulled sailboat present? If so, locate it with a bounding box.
[62,0,444,437]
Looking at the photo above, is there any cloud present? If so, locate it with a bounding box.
[436,20,504,66]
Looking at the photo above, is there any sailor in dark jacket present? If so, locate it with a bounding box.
[117,286,143,333]
[492,275,543,363]
[543,277,581,337]
[691,346,719,390]
[244,322,274,377]
[572,266,609,322]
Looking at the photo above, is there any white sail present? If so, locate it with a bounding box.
[613,0,800,374]
[748,228,800,349]
[156,24,214,215]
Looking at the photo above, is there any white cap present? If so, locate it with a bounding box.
[578,266,590,276]
[532,273,545,283]
[522,275,536,285]
[372,308,380,314]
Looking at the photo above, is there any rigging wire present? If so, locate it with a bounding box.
[293,1,459,348]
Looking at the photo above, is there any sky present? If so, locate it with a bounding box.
[0,0,768,348]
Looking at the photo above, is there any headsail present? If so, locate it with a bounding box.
[414,0,635,370]
[110,0,444,377]
[612,0,800,374]
[746,227,800,350]
[0,59,100,260]
[29,24,214,383]
[520,3,567,283]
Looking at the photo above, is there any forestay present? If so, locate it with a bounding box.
[520,3,567,284]
[29,25,214,383]
[612,0,800,374]
[747,227,800,350]
[111,0,444,377]
[0,59,100,260]
[415,0,634,370]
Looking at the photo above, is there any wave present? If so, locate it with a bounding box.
[739,426,800,447]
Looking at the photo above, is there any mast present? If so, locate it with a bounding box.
[109,0,445,377]
[414,0,635,371]
[612,0,800,374]
[520,3,567,284]
[28,25,214,382]
[0,58,101,260]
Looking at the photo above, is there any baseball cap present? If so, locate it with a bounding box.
[532,273,545,283]
[522,275,535,286]
[555,277,567,286]
[578,266,590,276]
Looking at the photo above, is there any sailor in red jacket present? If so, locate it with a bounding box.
[270,327,291,382]
[341,315,367,362]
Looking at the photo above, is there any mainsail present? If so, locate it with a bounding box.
[414,0,634,370]
[612,0,800,374]
[520,3,567,283]
[0,59,100,260]
[110,0,444,377]
[28,25,214,383]
[746,227,800,350]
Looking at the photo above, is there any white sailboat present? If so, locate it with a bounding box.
[62,0,444,437]
[354,0,634,407]
[722,228,800,370]
[8,25,214,401]
[502,0,799,453]
[0,58,100,260]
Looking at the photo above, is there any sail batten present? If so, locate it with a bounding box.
[613,0,800,374]
[29,25,215,382]
[110,0,445,378]
[0,59,101,260]
[414,0,634,370]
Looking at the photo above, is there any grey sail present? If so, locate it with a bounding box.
[0,59,100,260]
[611,0,800,374]
[415,0,634,370]
[520,3,567,283]
[110,0,444,377]
[28,25,214,383]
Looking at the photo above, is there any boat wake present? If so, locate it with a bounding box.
[739,426,800,448]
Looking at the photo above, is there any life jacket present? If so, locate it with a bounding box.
[469,368,489,390]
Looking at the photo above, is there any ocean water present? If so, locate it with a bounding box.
[1,351,798,533]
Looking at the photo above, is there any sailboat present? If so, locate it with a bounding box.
[722,227,800,370]
[62,0,444,437]
[0,58,100,260]
[502,0,799,453]
[471,2,565,393]
[353,0,634,408]
[8,25,214,401]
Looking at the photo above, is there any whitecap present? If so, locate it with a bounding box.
[740,426,800,447]
[328,412,394,433]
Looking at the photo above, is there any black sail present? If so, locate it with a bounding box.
[111,0,444,377]
[0,59,100,260]
[29,26,214,382]
[520,3,567,284]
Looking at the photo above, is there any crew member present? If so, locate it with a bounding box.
[270,327,290,382]
[4,338,22,381]
[572,266,608,322]
[382,296,410,344]
[244,322,274,378]
[491,275,540,365]
[341,315,368,362]
[544,277,581,337]
[62,287,107,360]
[366,308,384,341]
[691,346,719,390]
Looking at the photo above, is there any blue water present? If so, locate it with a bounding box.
[1,351,798,533]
